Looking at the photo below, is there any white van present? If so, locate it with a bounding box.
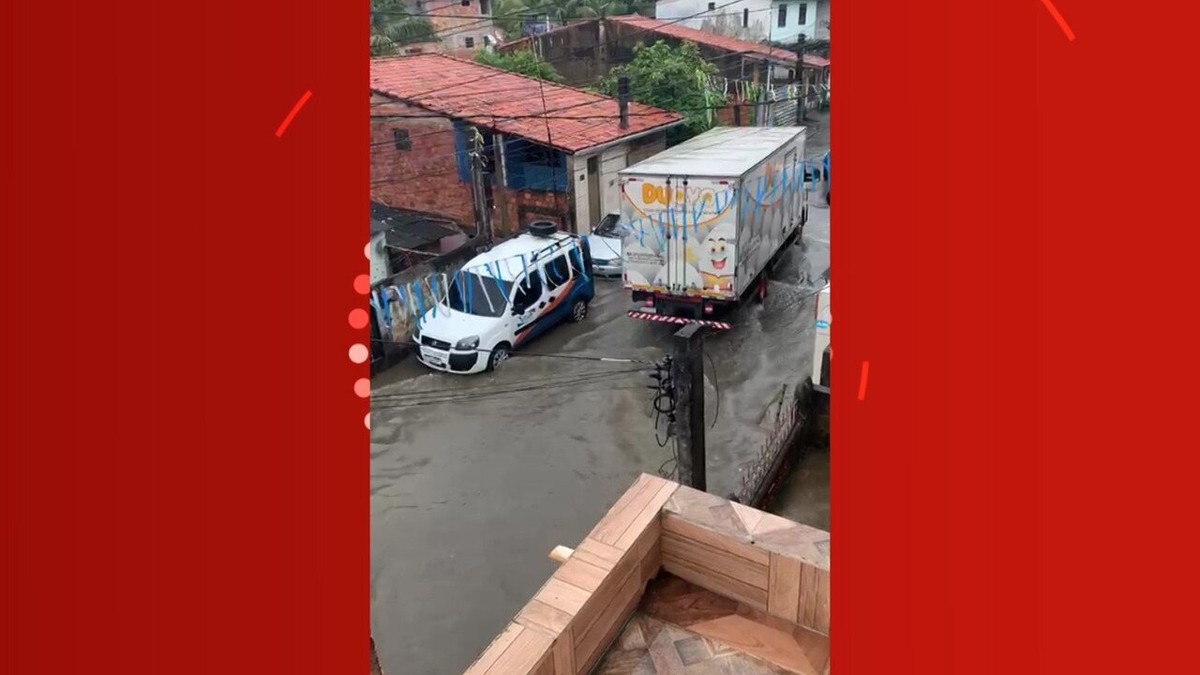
[812,282,830,390]
[412,226,596,374]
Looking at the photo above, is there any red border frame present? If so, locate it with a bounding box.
[4,1,1199,673]
[2,2,366,673]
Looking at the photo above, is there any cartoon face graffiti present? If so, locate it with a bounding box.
[697,222,737,291]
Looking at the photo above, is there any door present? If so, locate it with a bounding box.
[538,252,575,330]
[510,269,544,346]
[587,156,601,227]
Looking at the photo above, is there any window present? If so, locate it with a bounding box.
[480,0,491,13]
[504,139,568,192]
[511,271,543,313]
[707,2,715,10]
[797,3,808,24]
[543,255,571,290]
[778,5,787,27]
[743,8,749,27]
[464,36,475,48]
[461,0,470,6]
[392,129,411,151]
[448,273,512,317]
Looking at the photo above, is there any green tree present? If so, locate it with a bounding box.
[475,49,565,82]
[598,40,726,141]
[491,0,529,38]
[370,0,436,56]
[550,0,633,23]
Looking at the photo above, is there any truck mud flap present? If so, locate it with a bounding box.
[627,310,732,330]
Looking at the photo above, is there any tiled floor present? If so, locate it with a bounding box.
[594,575,829,675]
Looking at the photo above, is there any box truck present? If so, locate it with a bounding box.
[620,127,808,320]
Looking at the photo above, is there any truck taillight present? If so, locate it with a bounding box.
[704,304,714,315]
[644,297,654,307]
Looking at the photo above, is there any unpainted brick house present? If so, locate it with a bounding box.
[500,15,830,95]
[370,54,684,236]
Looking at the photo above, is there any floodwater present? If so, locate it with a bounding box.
[370,136,830,674]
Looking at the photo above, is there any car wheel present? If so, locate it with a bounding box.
[570,299,588,323]
[488,343,511,371]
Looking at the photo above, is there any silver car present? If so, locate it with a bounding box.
[584,213,627,277]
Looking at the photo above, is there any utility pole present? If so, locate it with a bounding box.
[672,323,707,491]
[795,35,807,123]
[491,132,508,238]
[758,58,771,127]
[469,128,492,240]
[617,76,630,130]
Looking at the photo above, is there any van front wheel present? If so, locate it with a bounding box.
[570,299,588,323]
[488,343,511,371]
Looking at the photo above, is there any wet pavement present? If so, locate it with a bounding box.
[371,122,830,674]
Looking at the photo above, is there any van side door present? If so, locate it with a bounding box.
[538,251,575,326]
[510,270,544,344]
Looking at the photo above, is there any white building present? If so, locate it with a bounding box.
[656,0,825,44]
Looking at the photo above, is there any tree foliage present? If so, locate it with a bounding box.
[475,49,565,82]
[370,0,436,56]
[598,40,725,140]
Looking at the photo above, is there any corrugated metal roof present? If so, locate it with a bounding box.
[370,53,684,154]
[620,127,806,177]
[369,202,460,249]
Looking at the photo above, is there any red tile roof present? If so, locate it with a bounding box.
[607,15,829,69]
[370,53,684,154]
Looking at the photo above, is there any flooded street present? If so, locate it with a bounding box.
[371,130,830,673]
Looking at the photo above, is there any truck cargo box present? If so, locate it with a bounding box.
[619,127,808,318]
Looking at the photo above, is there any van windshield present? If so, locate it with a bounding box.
[446,272,513,318]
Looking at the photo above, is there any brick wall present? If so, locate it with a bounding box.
[501,189,570,234]
[370,97,477,227]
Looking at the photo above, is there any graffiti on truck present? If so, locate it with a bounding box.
[620,160,814,298]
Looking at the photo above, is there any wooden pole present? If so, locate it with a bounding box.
[492,132,508,238]
[672,323,706,491]
[795,36,807,124]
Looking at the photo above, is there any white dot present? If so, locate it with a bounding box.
[364,413,371,430]
[349,343,368,364]
[364,242,370,260]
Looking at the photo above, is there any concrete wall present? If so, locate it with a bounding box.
[769,1,819,42]
[569,154,590,234]
[419,0,494,54]
[370,95,478,226]
[815,0,830,39]
[657,0,773,38]
[569,133,668,234]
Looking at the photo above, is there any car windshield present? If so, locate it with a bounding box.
[594,214,626,238]
[446,272,513,318]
